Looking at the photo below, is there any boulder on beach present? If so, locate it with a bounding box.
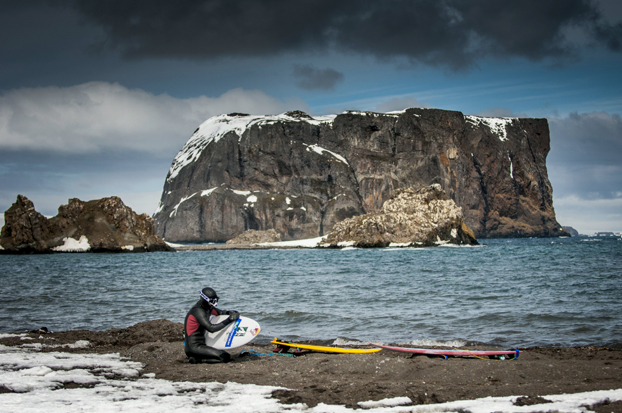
[321,184,478,247]
[225,229,282,245]
[0,195,173,253]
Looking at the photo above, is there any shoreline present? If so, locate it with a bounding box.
[2,319,621,411]
[171,243,315,251]
[166,236,325,251]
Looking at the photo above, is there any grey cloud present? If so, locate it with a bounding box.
[67,0,622,69]
[593,21,622,51]
[472,108,527,118]
[548,112,622,200]
[0,82,311,219]
[293,64,344,91]
[374,97,429,113]
[0,82,309,154]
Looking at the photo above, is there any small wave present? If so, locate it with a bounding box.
[332,337,468,348]
[383,338,468,347]
[332,337,372,346]
[382,247,424,251]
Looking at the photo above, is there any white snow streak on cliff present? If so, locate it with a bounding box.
[170,193,197,217]
[465,115,516,142]
[166,113,337,182]
[154,201,164,215]
[303,144,348,165]
[509,154,514,178]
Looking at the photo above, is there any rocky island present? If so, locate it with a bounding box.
[322,184,477,248]
[0,195,171,253]
[154,108,567,243]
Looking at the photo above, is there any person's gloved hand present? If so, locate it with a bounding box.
[227,311,240,322]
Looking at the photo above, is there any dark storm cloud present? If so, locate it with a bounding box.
[292,64,344,91]
[593,21,622,51]
[69,0,622,69]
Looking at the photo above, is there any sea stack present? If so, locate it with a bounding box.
[1,195,172,253]
[154,108,567,242]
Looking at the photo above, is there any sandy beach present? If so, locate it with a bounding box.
[1,319,621,412]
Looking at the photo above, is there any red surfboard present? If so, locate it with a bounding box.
[373,343,520,358]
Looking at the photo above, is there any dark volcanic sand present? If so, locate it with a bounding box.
[2,320,621,411]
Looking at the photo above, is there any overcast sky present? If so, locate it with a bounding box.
[1,0,621,235]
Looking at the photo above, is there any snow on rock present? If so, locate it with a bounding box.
[52,236,90,252]
[170,193,197,218]
[346,110,402,118]
[155,108,566,242]
[201,187,217,197]
[303,143,348,164]
[154,201,164,215]
[167,112,338,182]
[465,115,516,142]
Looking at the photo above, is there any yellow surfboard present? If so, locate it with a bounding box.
[271,338,382,354]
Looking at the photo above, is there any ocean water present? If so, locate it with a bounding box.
[0,237,620,349]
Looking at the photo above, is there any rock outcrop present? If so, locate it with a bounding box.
[154,109,567,242]
[225,229,282,245]
[321,184,477,247]
[1,195,172,253]
[562,226,579,237]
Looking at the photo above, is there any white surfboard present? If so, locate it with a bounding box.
[204,315,261,350]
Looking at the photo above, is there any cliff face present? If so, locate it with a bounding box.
[154,108,566,242]
[1,195,171,253]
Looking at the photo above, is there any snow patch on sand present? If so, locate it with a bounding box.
[358,397,413,409]
[0,346,621,412]
[20,340,91,350]
[258,236,324,248]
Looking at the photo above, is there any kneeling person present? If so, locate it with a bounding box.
[184,287,239,363]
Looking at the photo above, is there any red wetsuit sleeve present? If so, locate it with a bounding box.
[186,314,200,336]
